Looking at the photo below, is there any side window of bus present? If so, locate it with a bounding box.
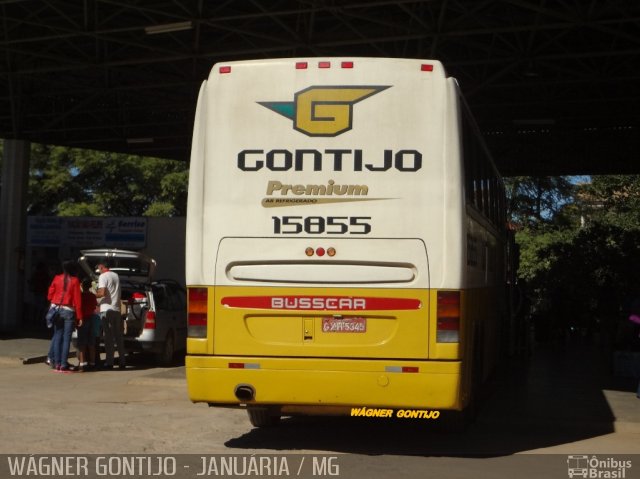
[461,101,504,230]
[462,116,476,206]
[461,110,485,214]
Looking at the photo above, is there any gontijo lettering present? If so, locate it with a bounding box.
[237,148,422,172]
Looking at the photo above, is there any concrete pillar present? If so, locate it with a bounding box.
[0,139,30,332]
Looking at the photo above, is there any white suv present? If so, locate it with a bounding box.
[78,249,187,366]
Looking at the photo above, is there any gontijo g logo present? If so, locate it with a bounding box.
[259,86,390,137]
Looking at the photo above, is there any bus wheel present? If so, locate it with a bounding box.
[440,408,473,432]
[247,408,281,427]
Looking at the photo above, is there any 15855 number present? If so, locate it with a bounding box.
[272,216,371,235]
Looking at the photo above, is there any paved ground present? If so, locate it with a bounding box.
[0,332,639,478]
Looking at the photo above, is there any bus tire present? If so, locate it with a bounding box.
[440,408,473,432]
[247,408,281,427]
[442,329,483,432]
[466,334,482,422]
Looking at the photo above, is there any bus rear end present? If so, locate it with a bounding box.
[185,58,470,425]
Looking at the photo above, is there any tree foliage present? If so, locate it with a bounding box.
[511,175,640,345]
[577,175,640,229]
[505,176,575,228]
[26,144,188,217]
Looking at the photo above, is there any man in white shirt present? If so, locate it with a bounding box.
[96,262,126,368]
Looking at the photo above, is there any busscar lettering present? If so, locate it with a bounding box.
[238,149,422,172]
[271,297,367,310]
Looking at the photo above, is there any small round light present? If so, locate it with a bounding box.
[327,247,336,257]
[305,247,314,257]
[316,247,325,257]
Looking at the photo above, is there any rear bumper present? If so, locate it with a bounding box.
[186,355,464,411]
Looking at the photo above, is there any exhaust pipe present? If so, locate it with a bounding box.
[234,384,255,402]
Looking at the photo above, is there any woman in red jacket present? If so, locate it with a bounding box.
[47,261,83,372]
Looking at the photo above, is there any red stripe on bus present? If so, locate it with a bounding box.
[221,296,421,311]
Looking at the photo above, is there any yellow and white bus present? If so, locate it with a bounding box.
[185,57,510,427]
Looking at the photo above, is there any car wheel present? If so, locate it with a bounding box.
[156,332,175,366]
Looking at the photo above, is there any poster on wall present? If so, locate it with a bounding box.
[27,217,147,249]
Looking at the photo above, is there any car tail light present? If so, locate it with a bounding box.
[188,287,208,338]
[143,310,156,329]
[436,291,460,343]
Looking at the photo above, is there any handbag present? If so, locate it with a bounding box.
[46,273,69,329]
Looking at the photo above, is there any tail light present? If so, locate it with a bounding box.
[143,310,156,329]
[436,291,460,343]
[188,287,208,338]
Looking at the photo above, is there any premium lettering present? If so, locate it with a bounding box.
[266,180,368,196]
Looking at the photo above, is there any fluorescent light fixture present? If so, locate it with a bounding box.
[144,21,193,35]
[126,137,154,145]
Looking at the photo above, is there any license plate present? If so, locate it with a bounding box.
[322,317,366,333]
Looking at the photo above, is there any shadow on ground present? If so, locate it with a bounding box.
[225,341,624,457]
